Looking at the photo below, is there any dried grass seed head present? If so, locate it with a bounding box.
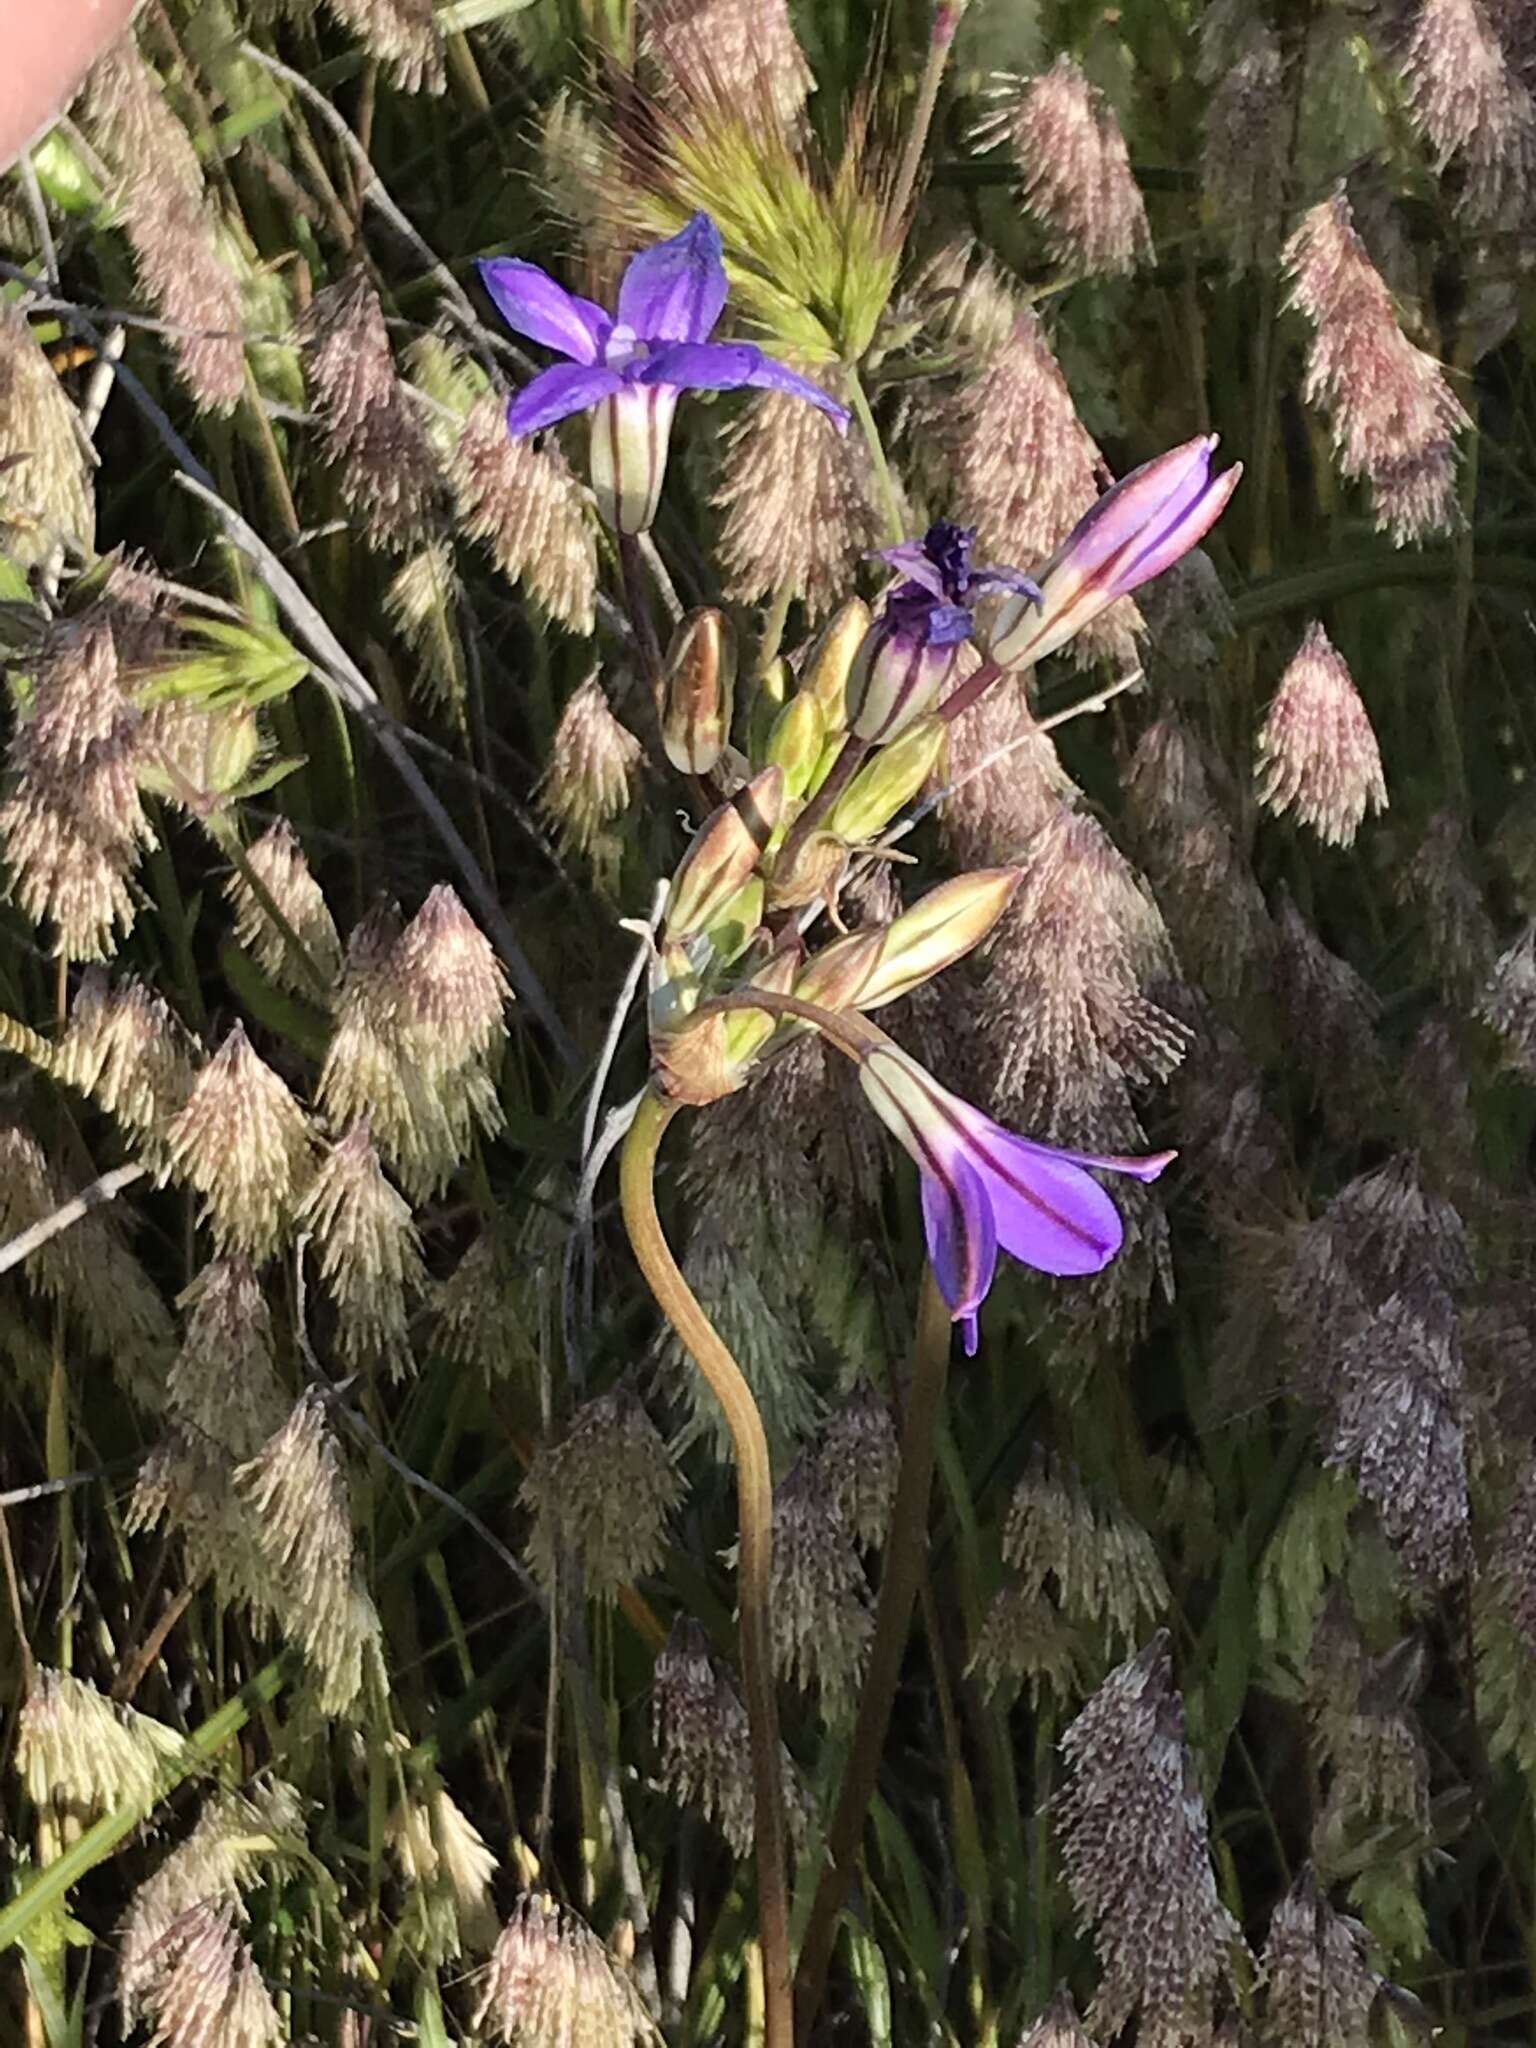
[975,58,1153,278]
[522,1390,683,1600]
[716,364,880,618]
[815,1386,900,1550]
[83,41,245,411]
[1284,188,1469,545]
[935,307,1141,666]
[1399,0,1536,220]
[434,1228,526,1379]
[938,677,1078,868]
[1398,807,1498,999]
[56,970,197,1165]
[163,1023,314,1260]
[451,394,598,633]
[167,1256,290,1460]
[119,1780,304,2026]
[1261,1868,1379,2048]
[322,0,445,91]
[642,0,814,129]
[387,1772,500,1958]
[1477,920,1536,1076]
[0,308,94,564]
[770,1455,873,1724]
[1326,1280,1471,1587]
[1273,894,1386,1121]
[476,1894,652,2047]
[652,1617,757,1853]
[1056,1635,1246,2048]
[234,1390,381,1712]
[297,1124,424,1375]
[392,882,508,1071]
[1017,1988,1102,2048]
[300,267,439,551]
[17,1667,184,1820]
[134,1903,285,2048]
[539,672,643,858]
[1256,622,1387,847]
[225,818,343,996]
[1003,1448,1169,1652]
[1200,19,1289,271]
[0,614,155,960]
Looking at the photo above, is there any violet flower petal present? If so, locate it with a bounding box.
[975,565,1045,602]
[1104,460,1243,596]
[921,1151,997,1358]
[638,341,851,426]
[925,601,978,648]
[506,361,626,436]
[968,1128,1128,1276]
[476,259,612,366]
[878,545,949,598]
[617,213,729,345]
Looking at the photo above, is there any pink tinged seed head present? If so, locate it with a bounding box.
[991,437,1241,671]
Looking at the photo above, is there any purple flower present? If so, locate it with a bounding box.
[991,435,1241,670]
[847,520,1040,744]
[858,1038,1175,1354]
[478,213,849,535]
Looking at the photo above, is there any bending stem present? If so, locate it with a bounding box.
[619,1092,794,2048]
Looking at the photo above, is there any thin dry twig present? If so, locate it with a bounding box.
[0,1164,148,1279]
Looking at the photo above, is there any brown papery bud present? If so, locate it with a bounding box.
[664,766,784,940]
[662,608,737,774]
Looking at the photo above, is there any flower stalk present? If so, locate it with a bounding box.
[618,1091,794,2048]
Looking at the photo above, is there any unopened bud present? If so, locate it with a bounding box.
[800,597,871,729]
[664,766,784,941]
[856,869,1021,1009]
[747,657,790,764]
[706,876,763,963]
[722,948,798,1068]
[795,928,885,1013]
[829,717,947,844]
[846,619,965,746]
[765,693,828,802]
[662,609,736,775]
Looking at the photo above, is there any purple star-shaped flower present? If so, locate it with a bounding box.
[847,520,1041,744]
[477,213,849,534]
[858,1038,1175,1354]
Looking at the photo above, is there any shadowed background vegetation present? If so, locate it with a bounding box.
[1,0,1535,2042]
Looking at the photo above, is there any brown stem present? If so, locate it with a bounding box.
[794,1267,952,2033]
[619,1092,794,2048]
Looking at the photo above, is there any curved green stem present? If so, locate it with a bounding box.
[618,1091,794,2048]
[794,1268,951,2034]
[844,366,904,548]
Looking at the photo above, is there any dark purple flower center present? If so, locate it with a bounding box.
[922,519,979,600]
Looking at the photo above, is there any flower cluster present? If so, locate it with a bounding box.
[482,212,1238,1351]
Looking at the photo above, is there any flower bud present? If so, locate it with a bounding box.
[991,435,1241,671]
[800,597,871,729]
[661,608,736,774]
[856,869,1021,1009]
[589,387,679,536]
[664,766,784,942]
[723,948,798,1068]
[795,928,885,1013]
[765,692,828,802]
[706,876,763,964]
[829,717,947,844]
[845,617,966,746]
[747,656,790,764]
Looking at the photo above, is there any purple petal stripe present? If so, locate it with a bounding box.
[477,259,611,366]
[617,213,729,345]
[921,1152,997,1355]
[967,1127,1129,1276]
[505,361,625,436]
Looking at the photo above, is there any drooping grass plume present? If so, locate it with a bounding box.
[1256,621,1388,848]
